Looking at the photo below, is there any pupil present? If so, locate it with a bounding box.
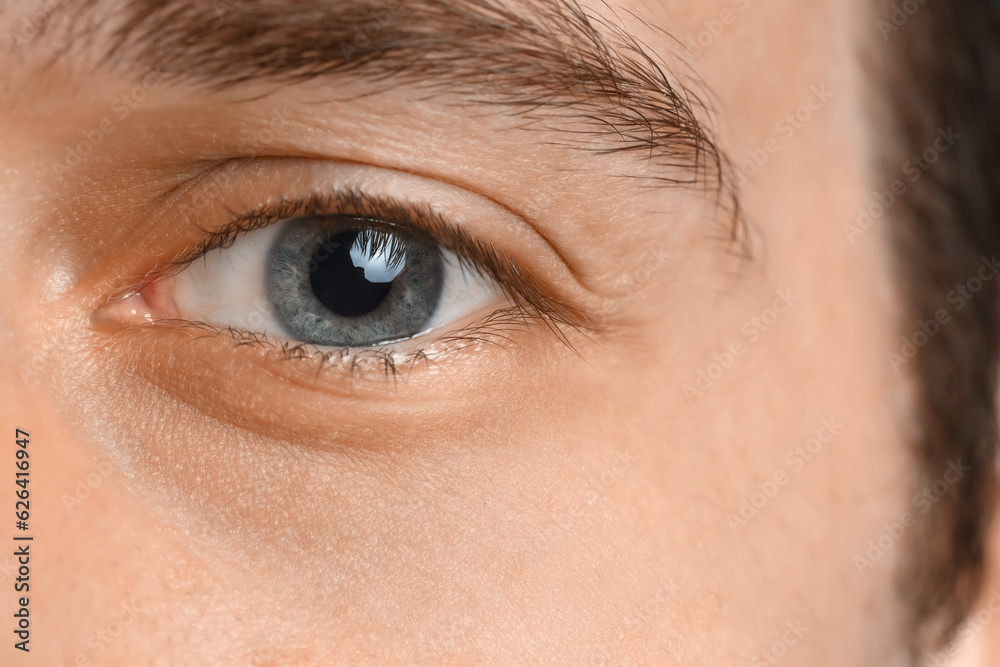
[309,230,405,317]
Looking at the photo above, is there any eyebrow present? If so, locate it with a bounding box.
[59,0,741,234]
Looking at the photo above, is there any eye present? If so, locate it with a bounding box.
[140,212,502,349]
[89,163,590,378]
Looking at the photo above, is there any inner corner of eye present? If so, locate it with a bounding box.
[91,290,162,324]
[91,277,177,327]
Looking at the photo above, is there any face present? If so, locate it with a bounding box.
[0,0,942,664]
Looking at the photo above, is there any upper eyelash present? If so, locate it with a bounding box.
[153,186,591,358]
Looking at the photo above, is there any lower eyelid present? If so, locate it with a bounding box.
[93,282,511,363]
[95,304,526,384]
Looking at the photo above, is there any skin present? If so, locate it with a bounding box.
[0,0,994,665]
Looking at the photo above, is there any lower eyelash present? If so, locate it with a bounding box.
[135,305,544,379]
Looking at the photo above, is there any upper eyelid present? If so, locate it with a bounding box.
[238,190,586,329]
[174,191,474,270]
[169,161,594,319]
[120,175,595,352]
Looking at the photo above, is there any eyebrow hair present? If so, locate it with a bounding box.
[58,0,743,243]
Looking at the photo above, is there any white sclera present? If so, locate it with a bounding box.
[169,220,502,347]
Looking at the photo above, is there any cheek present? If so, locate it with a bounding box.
[565,221,914,660]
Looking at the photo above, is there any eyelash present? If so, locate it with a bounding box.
[133,187,586,371]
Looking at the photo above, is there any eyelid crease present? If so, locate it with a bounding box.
[213,152,596,293]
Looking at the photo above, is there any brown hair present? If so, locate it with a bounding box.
[876,0,1000,657]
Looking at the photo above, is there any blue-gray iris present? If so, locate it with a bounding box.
[267,216,444,347]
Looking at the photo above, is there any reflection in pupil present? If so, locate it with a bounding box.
[309,231,404,317]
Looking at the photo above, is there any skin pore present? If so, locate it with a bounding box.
[0,0,988,664]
